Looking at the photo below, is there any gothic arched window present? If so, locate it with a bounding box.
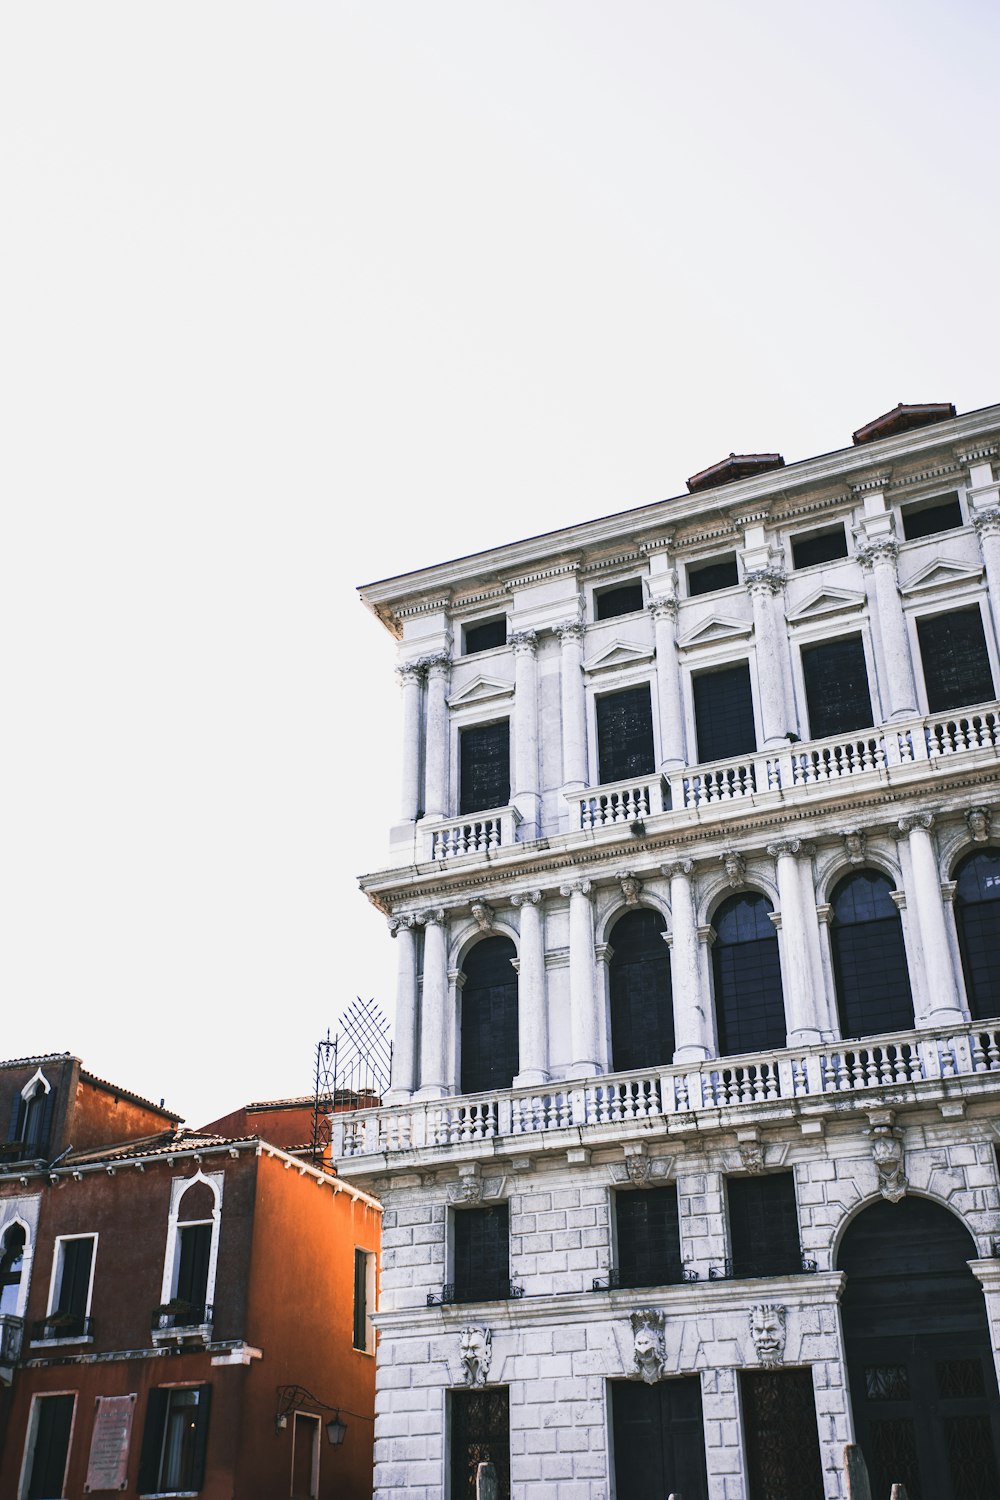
[460,936,519,1095]
[712,892,785,1055]
[0,1222,25,1316]
[954,849,1000,1021]
[608,909,674,1071]
[830,870,913,1038]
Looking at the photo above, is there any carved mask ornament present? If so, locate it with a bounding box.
[459,1326,493,1386]
[630,1309,668,1384]
[870,1124,908,1203]
[749,1303,786,1366]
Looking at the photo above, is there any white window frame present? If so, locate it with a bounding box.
[683,652,763,767]
[905,594,999,718]
[589,573,647,624]
[586,672,661,788]
[18,1390,77,1500]
[785,520,852,572]
[353,1247,377,1355]
[159,1171,223,1312]
[683,549,741,600]
[0,1211,34,1320]
[790,623,881,740]
[45,1232,98,1320]
[290,1411,321,1499]
[896,486,967,542]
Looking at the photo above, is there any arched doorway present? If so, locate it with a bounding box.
[954,849,1000,1020]
[460,936,518,1094]
[839,1196,1000,1499]
[608,908,674,1071]
[830,869,914,1038]
[711,891,785,1055]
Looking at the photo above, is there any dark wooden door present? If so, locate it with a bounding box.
[451,1387,510,1500]
[460,936,518,1094]
[740,1368,824,1500]
[611,1376,708,1500]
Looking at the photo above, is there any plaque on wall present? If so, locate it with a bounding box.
[84,1393,136,1493]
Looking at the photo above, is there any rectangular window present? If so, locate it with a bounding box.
[917,608,995,714]
[138,1386,211,1497]
[453,1205,509,1303]
[688,554,739,596]
[595,580,644,620]
[790,526,848,569]
[727,1173,801,1279]
[800,635,873,738]
[291,1412,320,1500]
[459,721,510,816]
[596,684,655,784]
[693,662,756,763]
[450,1388,510,1500]
[174,1224,211,1310]
[353,1248,375,1352]
[615,1186,684,1288]
[901,492,962,540]
[463,618,507,655]
[44,1236,95,1338]
[22,1393,75,1500]
[611,1377,708,1500]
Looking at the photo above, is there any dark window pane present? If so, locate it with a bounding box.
[459,721,510,815]
[693,663,756,763]
[176,1223,212,1307]
[741,1369,824,1500]
[944,1413,1000,1498]
[609,909,674,1070]
[831,871,914,1038]
[353,1249,368,1351]
[955,851,1000,1021]
[902,493,963,540]
[712,893,785,1055]
[611,1377,709,1500]
[27,1394,75,1500]
[596,685,655,784]
[451,1387,510,1500]
[615,1186,683,1288]
[688,555,738,596]
[801,635,873,738]
[453,1205,509,1303]
[464,619,507,655]
[917,609,995,714]
[57,1237,94,1318]
[596,581,645,620]
[460,937,518,1094]
[728,1172,801,1279]
[791,527,849,568]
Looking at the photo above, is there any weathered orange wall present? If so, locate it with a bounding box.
[69,1077,181,1153]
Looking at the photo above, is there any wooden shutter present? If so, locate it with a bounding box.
[459,721,510,815]
[609,909,674,1070]
[137,1388,170,1496]
[917,609,995,714]
[611,1377,709,1500]
[596,685,655,784]
[57,1237,94,1317]
[176,1224,212,1307]
[453,1205,509,1302]
[693,663,756,763]
[460,937,519,1095]
[27,1394,75,1500]
[728,1173,800,1278]
[188,1386,212,1492]
[353,1249,368,1351]
[801,635,873,738]
[615,1186,682,1288]
[7,1092,23,1146]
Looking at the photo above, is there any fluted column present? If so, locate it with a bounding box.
[416,909,450,1097]
[746,568,791,746]
[386,916,418,1100]
[560,879,601,1078]
[858,538,918,718]
[973,507,1000,641]
[511,631,540,837]
[423,654,452,819]
[768,839,822,1045]
[512,890,548,1086]
[662,860,712,1060]
[649,593,686,769]
[898,813,963,1025]
[555,622,588,790]
[396,662,425,821]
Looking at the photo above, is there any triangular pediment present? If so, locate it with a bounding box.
[582,639,655,675]
[786,587,867,624]
[677,614,754,650]
[447,675,515,709]
[900,557,984,597]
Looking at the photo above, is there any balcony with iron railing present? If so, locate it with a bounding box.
[30,1312,94,1343]
[150,1301,214,1344]
[331,1019,1000,1172]
[426,1278,525,1307]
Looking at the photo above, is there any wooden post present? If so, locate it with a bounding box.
[844,1445,872,1500]
[475,1461,497,1500]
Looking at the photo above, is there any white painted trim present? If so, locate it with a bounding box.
[20,1068,51,1102]
[18,1391,77,1500]
[0,1213,34,1320]
[160,1170,223,1311]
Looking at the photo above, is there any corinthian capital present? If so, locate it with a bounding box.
[396,660,426,685]
[554,620,586,644]
[648,594,679,623]
[422,652,453,680]
[417,907,447,928]
[973,506,1000,542]
[897,811,934,836]
[388,913,416,937]
[744,567,785,597]
[855,536,899,571]
[510,630,538,656]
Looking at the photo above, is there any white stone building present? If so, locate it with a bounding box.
[334,400,1000,1500]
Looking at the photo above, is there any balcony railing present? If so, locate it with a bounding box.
[428,805,522,861]
[331,1020,1000,1164]
[31,1313,94,1342]
[709,1252,818,1281]
[151,1302,213,1341]
[0,1314,23,1366]
[426,1279,524,1307]
[591,1262,699,1292]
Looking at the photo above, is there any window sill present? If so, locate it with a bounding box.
[29,1335,94,1348]
[138,1492,199,1498]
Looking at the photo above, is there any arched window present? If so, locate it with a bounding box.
[830,870,913,1038]
[8,1072,56,1158]
[712,892,785,1055]
[954,849,1000,1021]
[609,909,674,1071]
[460,936,518,1094]
[0,1222,25,1316]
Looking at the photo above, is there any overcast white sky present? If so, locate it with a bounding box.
[2,2,998,1129]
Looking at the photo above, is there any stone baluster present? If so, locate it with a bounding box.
[857,536,918,719]
[746,568,792,747]
[386,915,418,1100]
[560,879,601,1077]
[396,662,425,821]
[662,860,712,1060]
[768,839,822,1045]
[423,654,452,820]
[511,631,540,837]
[511,891,548,1087]
[416,909,450,1097]
[897,813,964,1025]
[649,592,686,769]
[555,622,588,791]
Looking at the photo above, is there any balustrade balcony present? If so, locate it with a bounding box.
[331,1020,1000,1169]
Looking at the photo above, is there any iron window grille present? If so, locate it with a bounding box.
[32,1312,94,1341]
[152,1300,213,1332]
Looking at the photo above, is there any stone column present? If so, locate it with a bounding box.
[745,568,791,746]
[396,662,425,821]
[662,859,712,1060]
[423,654,452,820]
[649,593,686,769]
[898,813,964,1025]
[969,1260,1000,1395]
[386,916,418,1100]
[973,507,1000,641]
[416,909,450,1097]
[560,879,601,1077]
[510,631,540,837]
[857,537,918,719]
[511,891,548,1087]
[555,622,588,790]
[768,839,822,1045]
